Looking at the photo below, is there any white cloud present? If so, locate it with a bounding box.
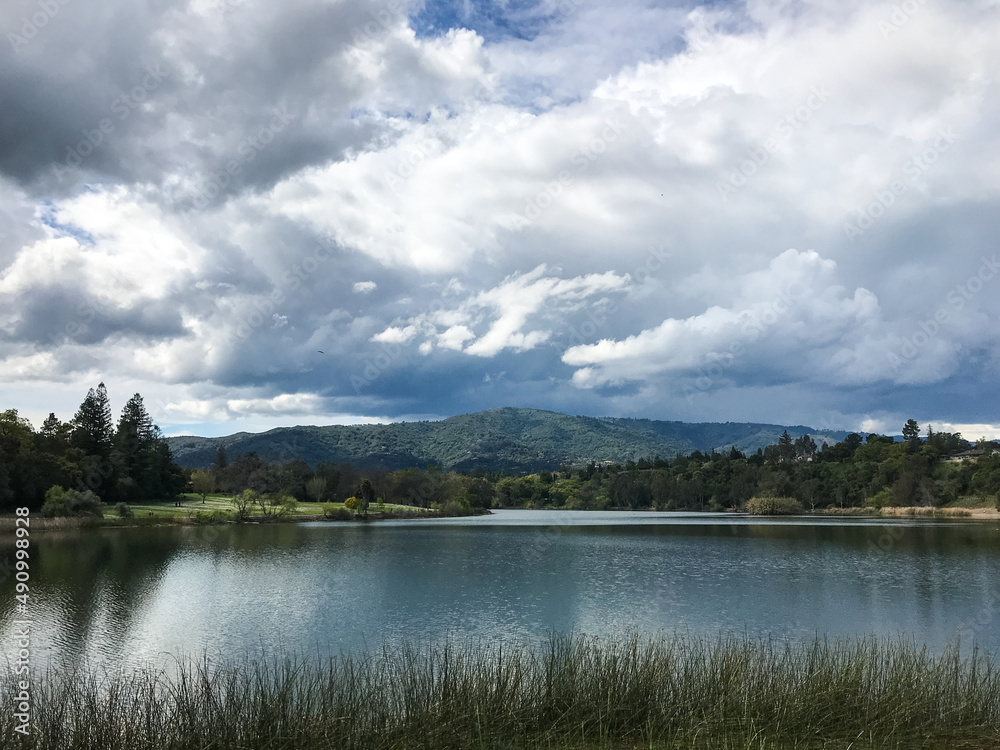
[372,325,417,344]
[563,249,885,388]
[3,0,1000,432]
[373,264,631,357]
[931,423,1000,442]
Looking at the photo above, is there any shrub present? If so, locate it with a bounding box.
[257,493,297,517]
[321,503,351,520]
[40,486,105,518]
[434,498,473,517]
[344,496,361,512]
[192,509,230,524]
[865,486,895,509]
[745,496,803,515]
[230,489,258,520]
[115,502,134,519]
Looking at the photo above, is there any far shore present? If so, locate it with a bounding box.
[4,501,999,534]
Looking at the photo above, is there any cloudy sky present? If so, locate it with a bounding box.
[2,0,999,439]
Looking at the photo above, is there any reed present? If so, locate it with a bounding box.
[3,633,999,749]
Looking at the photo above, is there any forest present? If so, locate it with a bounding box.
[0,383,186,512]
[198,420,1000,513]
[4,388,1000,516]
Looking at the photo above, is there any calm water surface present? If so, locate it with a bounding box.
[4,510,1000,668]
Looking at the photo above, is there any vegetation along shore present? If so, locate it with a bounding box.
[1,385,997,527]
[3,632,999,749]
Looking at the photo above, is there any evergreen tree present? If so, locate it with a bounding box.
[778,430,795,461]
[214,445,228,470]
[115,393,156,496]
[72,382,115,458]
[116,394,155,449]
[40,413,62,439]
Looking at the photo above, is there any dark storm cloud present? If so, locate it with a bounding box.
[0,0,391,197]
[1,0,999,439]
[1,284,187,346]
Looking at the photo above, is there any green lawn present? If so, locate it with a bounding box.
[117,494,433,520]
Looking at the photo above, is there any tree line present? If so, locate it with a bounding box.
[190,449,496,512]
[188,421,1000,512]
[0,383,186,512]
[4,403,999,516]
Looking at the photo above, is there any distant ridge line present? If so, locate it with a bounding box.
[165,407,851,472]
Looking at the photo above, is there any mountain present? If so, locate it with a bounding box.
[165,408,852,472]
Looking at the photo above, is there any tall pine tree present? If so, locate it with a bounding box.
[72,382,115,458]
[115,393,156,498]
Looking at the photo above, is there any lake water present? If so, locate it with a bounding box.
[5,510,1000,669]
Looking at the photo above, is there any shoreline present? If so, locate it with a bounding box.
[5,503,998,534]
[0,506,492,533]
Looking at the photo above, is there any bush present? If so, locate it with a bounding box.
[865,486,895,509]
[434,498,473,517]
[115,502,134,518]
[192,509,230,524]
[257,493,298,517]
[344,496,361,512]
[230,489,257,520]
[321,503,351,520]
[40,486,105,518]
[745,496,803,515]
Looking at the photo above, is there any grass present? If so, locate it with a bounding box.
[944,494,999,509]
[127,493,434,519]
[3,633,999,749]
[0,495,440,532]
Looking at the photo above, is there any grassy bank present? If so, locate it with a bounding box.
[0,494,488,533]
[3,633,999,749]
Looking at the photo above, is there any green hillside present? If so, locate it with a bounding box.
[166,408,849,472]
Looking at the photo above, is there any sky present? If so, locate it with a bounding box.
[1,0,999,440]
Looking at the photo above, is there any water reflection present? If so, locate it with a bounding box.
[2,511,998,671]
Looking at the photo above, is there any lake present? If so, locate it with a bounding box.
[5,510,1000,669]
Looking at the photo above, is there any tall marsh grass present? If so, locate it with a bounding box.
[3,633,999,749]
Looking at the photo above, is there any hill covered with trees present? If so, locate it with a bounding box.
[186,420,1000,513]
[166,407,850,472]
